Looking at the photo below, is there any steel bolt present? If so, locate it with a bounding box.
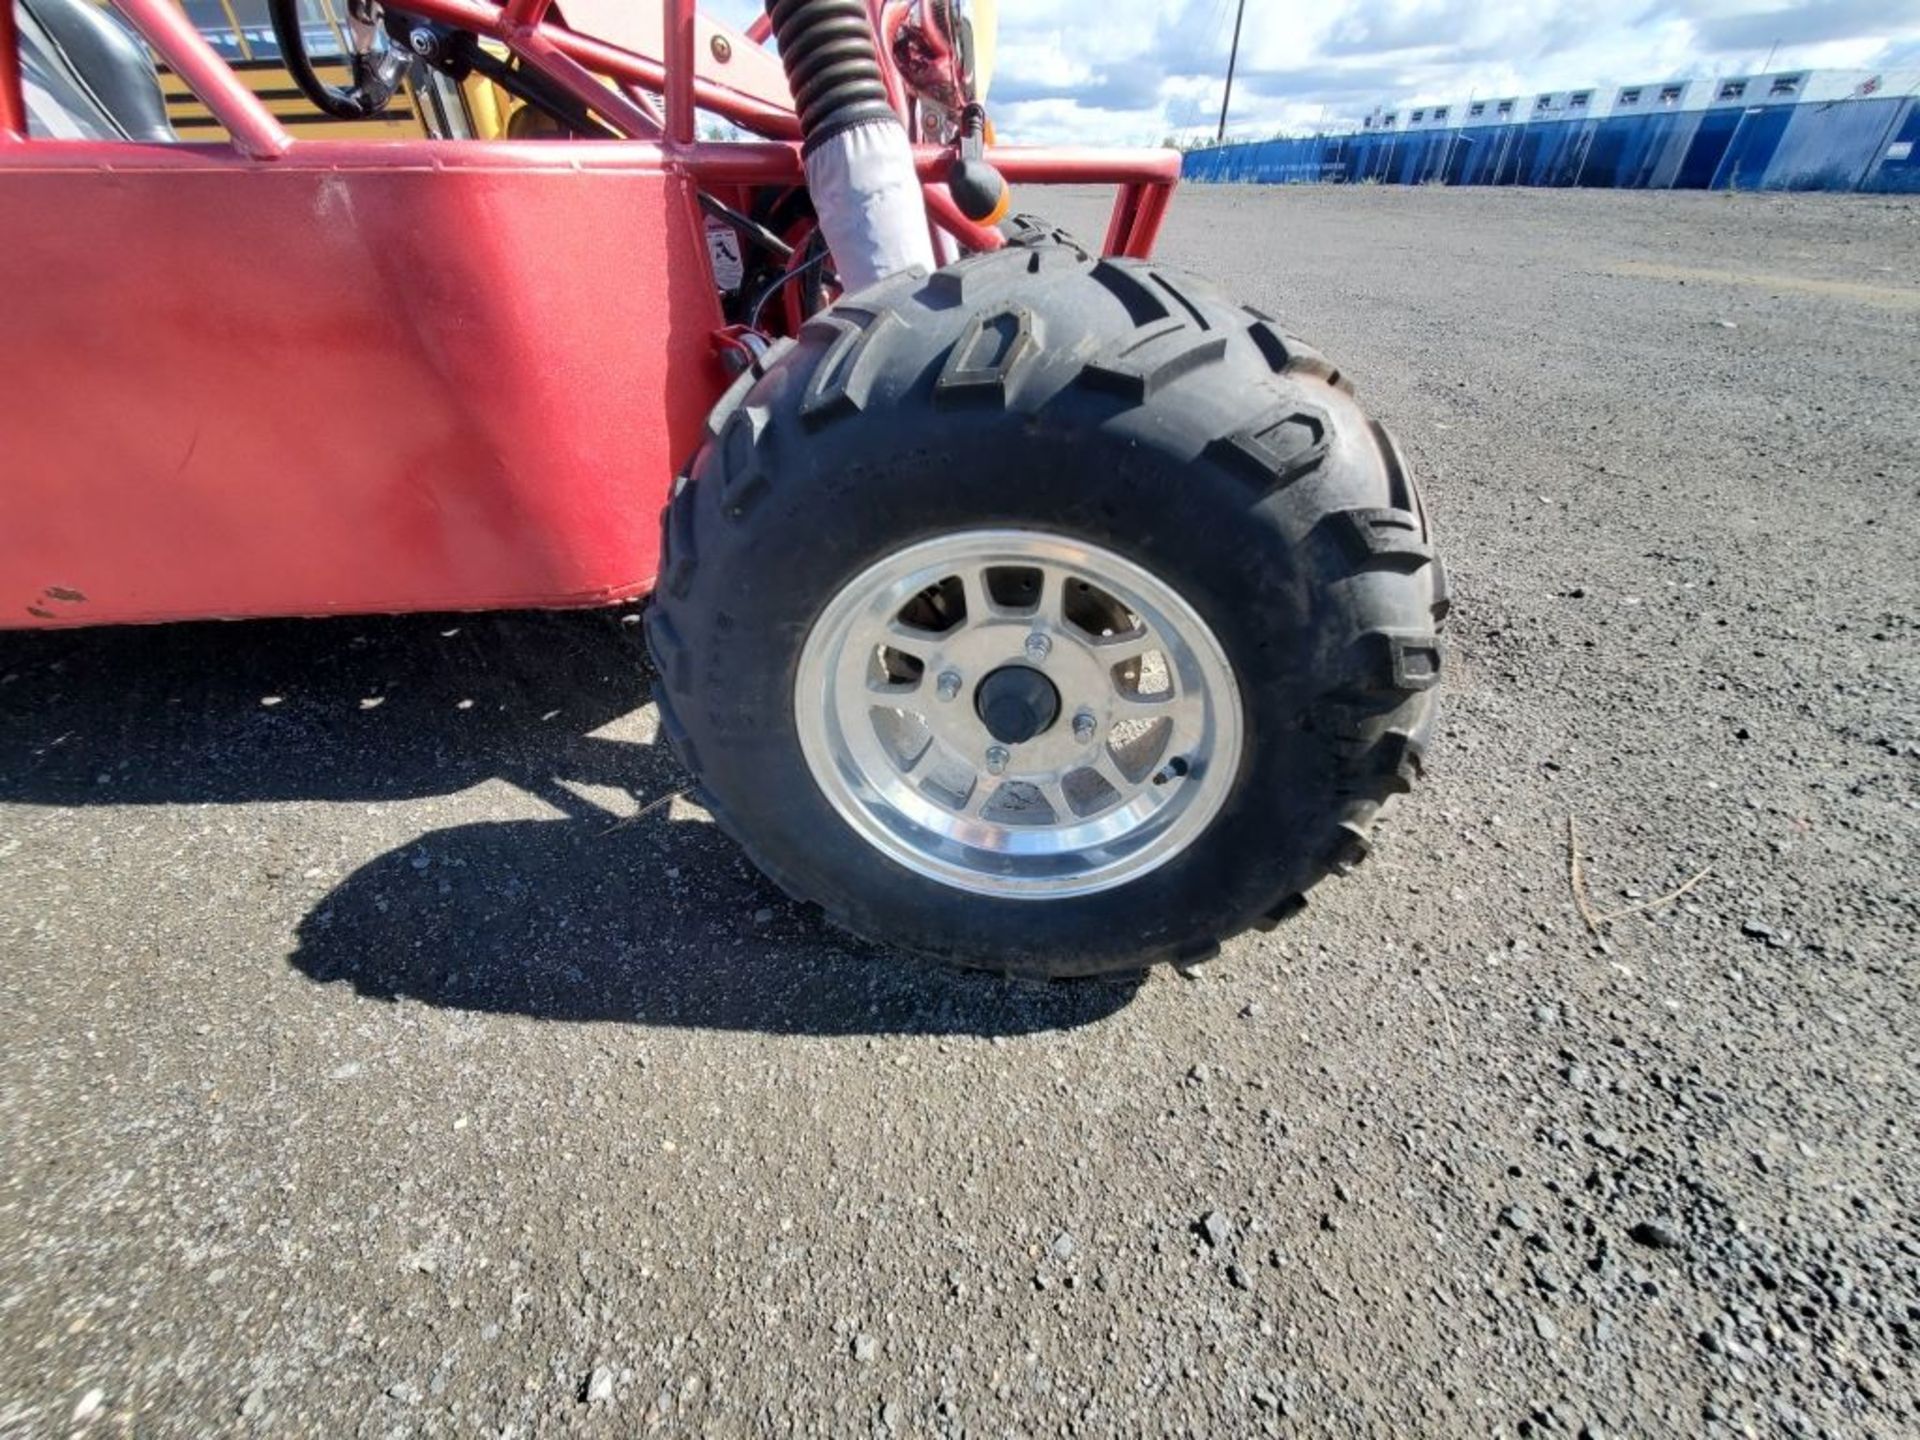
[408,27,437,56]
[985,745,1010,775]
[936,670,962,701]
[1072,710,1097,743]
[1024,632,1052,662]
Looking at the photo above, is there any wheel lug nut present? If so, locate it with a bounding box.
[985,745,1010,775]
[936,670,962,701]
[1073,711,1097,743]
[1024,632,1052,662]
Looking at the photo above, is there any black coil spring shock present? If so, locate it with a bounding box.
[763,0,899,154]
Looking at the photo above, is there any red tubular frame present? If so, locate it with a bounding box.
[0,0,1181,630]
[112,0,291,156]
[0,0,25,139]
[26,0,1178,259]
[514,25,663,140]
[663,0,695,144]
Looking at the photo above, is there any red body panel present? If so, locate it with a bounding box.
[0,148,724,626]
[0,0,1179,630]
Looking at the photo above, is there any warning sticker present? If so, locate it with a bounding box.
[705,217,745,294]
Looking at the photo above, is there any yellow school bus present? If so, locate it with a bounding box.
[153,0,497,139]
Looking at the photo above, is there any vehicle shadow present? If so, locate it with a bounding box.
[288,811,1139,1036]
[0,611,1139,1037]
[0,608,663,811]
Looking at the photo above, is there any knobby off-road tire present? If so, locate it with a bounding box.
[998,212,1088,252]
[647,244,1447,977]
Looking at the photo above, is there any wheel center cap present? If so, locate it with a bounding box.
[974,664,1061,746]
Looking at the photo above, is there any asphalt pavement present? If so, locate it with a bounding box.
[3,185,1917,1437]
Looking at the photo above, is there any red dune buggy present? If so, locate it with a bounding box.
[0,0,1446,974]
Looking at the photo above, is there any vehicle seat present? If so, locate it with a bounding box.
[15,0,176,142]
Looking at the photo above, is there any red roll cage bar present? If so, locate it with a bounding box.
[0,0,1178,261]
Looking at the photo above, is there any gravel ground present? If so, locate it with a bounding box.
[2,186,1916,1438]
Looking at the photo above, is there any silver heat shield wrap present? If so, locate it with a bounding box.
[804,119,938,294]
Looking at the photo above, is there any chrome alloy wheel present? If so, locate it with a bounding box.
[794,529,1244,898]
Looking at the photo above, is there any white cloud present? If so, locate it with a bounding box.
[702,0,1920,144]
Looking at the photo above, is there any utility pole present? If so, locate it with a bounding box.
[1216,0,1247,143]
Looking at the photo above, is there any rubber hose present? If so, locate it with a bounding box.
[764,0,899,155]
[267,0,368,118]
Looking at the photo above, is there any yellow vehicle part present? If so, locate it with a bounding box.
[971,0,995,100]
[460,62,506,138]
[135,0,425,139]
[156,56,426,140]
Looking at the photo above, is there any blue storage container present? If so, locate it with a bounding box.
[1176,67,1916,193]
[1860,100,1920,192]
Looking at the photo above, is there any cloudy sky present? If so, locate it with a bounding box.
[706,0,1920,144]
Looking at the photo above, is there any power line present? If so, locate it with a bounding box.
[1166,0,1235,138]
[1216,0,1247,143]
